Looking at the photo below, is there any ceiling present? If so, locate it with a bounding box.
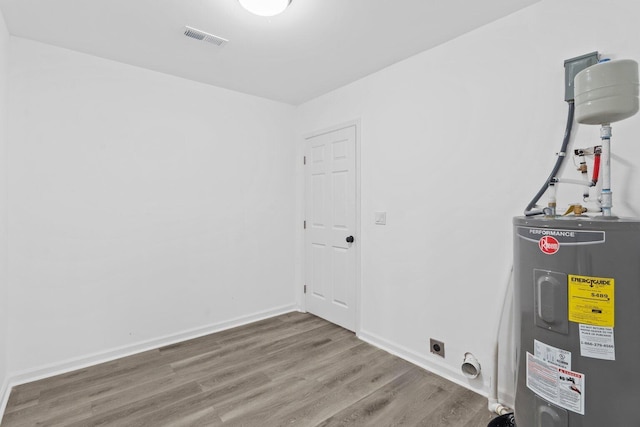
[0,0,539,105]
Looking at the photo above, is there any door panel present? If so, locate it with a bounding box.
[304,125,357,331]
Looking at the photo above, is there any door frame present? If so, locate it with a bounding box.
[300,119,361,334]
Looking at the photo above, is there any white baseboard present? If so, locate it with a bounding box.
[0,375,10,423]
[2,309,498,423]
[357,329,488,398]
[6,304,299,390]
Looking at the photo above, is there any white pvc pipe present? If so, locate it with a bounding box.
[546,183,557,216]
[488,268,514,415]
[547,183,557,203]
[601,125,612,216]
[461,353,481,379]
[554,178,595,186]
[580,158,590,198]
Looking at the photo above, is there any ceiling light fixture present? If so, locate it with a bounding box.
[238,0,291,16]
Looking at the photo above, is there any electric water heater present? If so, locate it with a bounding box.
[513,57,640,426]
[513,217,640,426]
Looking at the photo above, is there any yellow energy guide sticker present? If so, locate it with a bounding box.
[568,275,614,327]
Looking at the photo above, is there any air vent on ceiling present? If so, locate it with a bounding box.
[184,26,228,46]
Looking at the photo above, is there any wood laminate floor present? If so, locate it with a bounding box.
[2,312,496,426]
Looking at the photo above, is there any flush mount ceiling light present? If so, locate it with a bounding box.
[238,0,291,16]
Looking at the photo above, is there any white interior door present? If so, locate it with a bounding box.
[304,124,357,331]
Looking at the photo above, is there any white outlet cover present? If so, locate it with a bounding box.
[374,211,387,225]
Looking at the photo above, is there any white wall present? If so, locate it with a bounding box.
[3,0,640,408]
[0,4,9,413]
[297,0,640,404]
[6,38,297,378]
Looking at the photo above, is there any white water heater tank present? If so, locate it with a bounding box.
[574,59,639,125]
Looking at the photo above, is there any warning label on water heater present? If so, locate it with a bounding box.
[568,274,615,327]
[526,352,585,415]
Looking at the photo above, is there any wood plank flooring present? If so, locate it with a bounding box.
[2,312,495,426]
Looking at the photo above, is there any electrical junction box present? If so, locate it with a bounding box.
[564,51,599,102]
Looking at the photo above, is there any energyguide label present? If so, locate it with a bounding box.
[568,274,615,327]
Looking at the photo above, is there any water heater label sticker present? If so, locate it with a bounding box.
[526,352,585,415]
[579,325,616,360]
[568,274,615,327]
[534,340,572,370]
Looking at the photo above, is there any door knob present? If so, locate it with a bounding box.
[346,236,355,243]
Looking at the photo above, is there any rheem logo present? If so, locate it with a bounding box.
[539,236,560,254]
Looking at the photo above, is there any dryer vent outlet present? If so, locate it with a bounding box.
[430,339,445,358]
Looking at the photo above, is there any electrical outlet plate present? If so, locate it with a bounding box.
[430,338,445,358]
